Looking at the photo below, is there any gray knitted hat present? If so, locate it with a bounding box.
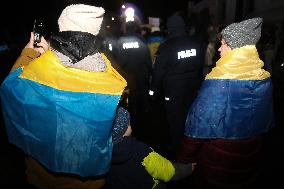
[221,17,263,49]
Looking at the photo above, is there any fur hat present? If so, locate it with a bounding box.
[112,107,130,144]
[58,4,105,36]
[221,17,263,49]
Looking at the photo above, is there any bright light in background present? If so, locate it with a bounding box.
[120,3,143,25]
[111,17,115,21]
[125,7,135,22]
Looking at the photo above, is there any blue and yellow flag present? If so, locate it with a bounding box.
[1,50,126,176]
[184,45,274,139]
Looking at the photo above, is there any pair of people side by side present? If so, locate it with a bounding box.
[115,21,152,140]
[1,4,127,189]
[177,17,275,189]
[104,103,194,189]
[150,14,206,159]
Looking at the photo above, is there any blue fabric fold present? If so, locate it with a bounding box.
[184,79,274,139]
[1,68,120,176]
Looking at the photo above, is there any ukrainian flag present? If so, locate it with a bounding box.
[184,45,274,139]
[1,50,126,176]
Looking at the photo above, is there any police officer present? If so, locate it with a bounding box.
[150,14,206,159]
[115,21,152,140]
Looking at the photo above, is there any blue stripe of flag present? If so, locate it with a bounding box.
[184,78,274,139]
[1,68,120,176]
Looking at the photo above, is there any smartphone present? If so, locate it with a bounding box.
[33,19,45,46]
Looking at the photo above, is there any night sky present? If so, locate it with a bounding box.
[0,0,200,43]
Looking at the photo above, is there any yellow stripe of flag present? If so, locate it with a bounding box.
[20,50,126,95]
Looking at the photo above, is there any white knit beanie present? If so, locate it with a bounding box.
[58,4,105,36]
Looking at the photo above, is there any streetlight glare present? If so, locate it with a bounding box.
[125,7,135,22]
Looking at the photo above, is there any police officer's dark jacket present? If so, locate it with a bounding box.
[116,25,152,95]
[151,15,206,98]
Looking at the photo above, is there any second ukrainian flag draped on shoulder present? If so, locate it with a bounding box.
[184,45,274,139]
[1,50,127,176]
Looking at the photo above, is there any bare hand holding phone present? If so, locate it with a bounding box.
[25,32,49,54]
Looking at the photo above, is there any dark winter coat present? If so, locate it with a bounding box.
[116,33,152,97]
[105,136,154,189]
[150,34,206,99]
[150,15,206,157]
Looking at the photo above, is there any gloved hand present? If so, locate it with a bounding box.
[171,162,194,181]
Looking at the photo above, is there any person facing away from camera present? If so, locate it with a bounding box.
[104,102,194,189]
[114,20,152,140]
[149,13,206,160]
[1,4,127,189]
[177,17,274,189]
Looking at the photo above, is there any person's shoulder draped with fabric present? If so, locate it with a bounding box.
[177,17,274,189]
[1,4,126,189]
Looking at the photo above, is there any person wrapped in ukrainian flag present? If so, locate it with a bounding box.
[1,4,126,188]
[177,18,275,188]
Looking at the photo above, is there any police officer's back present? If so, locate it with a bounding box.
[150,14,206,159]
[115,21,152,139]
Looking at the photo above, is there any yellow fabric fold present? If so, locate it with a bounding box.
[20,50,127,95]
[11,48,41,72]
[142,151,175,183]
[205,45,270,80]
